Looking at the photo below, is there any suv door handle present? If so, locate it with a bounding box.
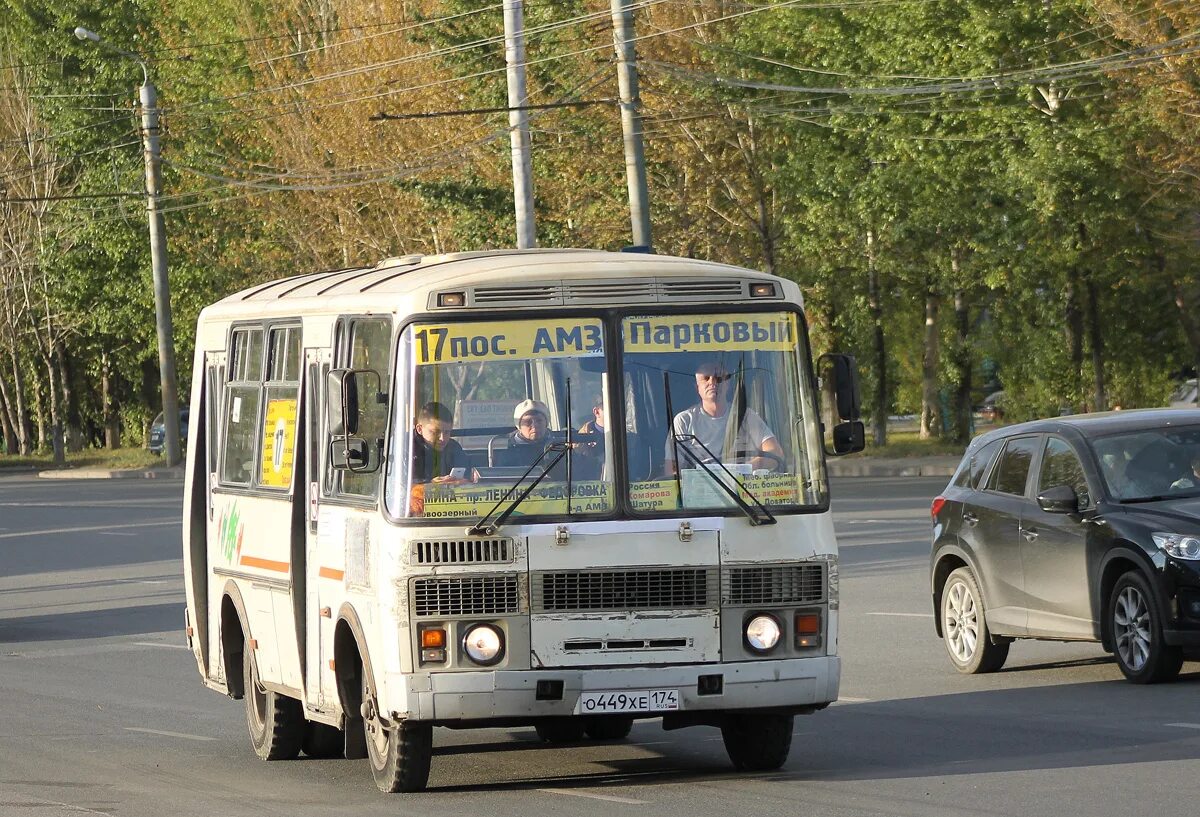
[1021,525,1039,541]
[962,512,979,526]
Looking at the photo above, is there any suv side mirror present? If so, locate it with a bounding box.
[1037,484,1078,514]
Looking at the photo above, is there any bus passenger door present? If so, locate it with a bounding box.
[304,348,338,709]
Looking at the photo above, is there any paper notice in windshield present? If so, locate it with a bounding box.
[413,318,603,365]
[623,312,797,353]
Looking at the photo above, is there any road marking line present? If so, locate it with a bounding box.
[836,696,872,703]
[537,788,647,804]
[1166,722,1200,730]
[125,727,214,741]
[866,612,934,618]
[133,641,191,650]
[0,520,176,540]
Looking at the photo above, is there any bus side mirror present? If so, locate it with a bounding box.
[327,368,383,473]
[327,368,382,436]
[819,353,865,456]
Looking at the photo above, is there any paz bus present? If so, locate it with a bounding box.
[181,248,864,792]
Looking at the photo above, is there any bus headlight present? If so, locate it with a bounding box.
[744,614,781,654]
[462,624,505,666]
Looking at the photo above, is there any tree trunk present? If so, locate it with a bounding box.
[0,373,17,454]
[1064,267,1085,412]
[952,281,973,444]
[6,343,32,455]
[866,229,886,446]
[920,282,941,440]
[43,354,65,465]
[101,350,120,448]
[1086,279,1105,411]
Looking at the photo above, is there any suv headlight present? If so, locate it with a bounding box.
[1152,532,1200,560]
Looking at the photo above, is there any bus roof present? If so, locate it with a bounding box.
[201,249,800,319]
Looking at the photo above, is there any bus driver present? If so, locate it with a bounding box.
[665,360,784,474]
[411,401,470,483]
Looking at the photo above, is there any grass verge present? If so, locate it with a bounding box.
[0,447,166,471]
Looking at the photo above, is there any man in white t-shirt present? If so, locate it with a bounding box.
[665,360,784,474]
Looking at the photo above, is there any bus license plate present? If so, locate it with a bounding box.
[576,689,680,714]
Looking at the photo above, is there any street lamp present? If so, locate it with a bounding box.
[74,26,182,467]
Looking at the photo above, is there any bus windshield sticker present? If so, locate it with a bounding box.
[413,318,603,365]
[410,481,612,519]
[623,313,797,353]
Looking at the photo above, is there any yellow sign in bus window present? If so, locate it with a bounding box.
[623,313,797,353]
[413,318,603,365]
[260,398,297,487]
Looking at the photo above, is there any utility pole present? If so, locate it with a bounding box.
[610,0,652,252]
[76,27,182,467]
[503,0,536,249]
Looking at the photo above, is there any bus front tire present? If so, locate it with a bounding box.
[362,675,432,793]
[721,713,793,771]
[243,648,304,760]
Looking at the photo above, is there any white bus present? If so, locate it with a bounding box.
[181,249,864,792]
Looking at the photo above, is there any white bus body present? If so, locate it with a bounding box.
[181,249,863,792]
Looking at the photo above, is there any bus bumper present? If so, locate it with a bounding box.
[395,655,840,723]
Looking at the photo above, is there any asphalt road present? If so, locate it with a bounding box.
[1,473,1198,816]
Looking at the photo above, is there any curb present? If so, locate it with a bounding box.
[826,460,959,479]
[37,467,184,480]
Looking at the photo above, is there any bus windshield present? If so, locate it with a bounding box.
[619,311,826,513]
[387,317,616,520]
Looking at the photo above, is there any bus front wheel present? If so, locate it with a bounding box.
[362,674,432,792]
[243,646,303,760]
[721,713,793,771]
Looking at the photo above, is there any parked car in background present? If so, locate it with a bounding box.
[930,409,1200,684]
[977,390,1005,423]
[149,407,189,454]
[1170,379,1198,409]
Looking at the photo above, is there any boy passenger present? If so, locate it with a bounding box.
[411,401,470,483]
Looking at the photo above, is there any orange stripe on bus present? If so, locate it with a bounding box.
[319,567,345,581]
[239,555,290,573]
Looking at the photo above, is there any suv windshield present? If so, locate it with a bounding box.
[1091,425,1200,501]
[619,311,826,513]
[387,317,615,520]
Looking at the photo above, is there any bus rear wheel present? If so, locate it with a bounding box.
[243,646,303,760]
[362,674,432,793]
[721,713,793,771]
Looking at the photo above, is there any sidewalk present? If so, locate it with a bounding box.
[35,465,184,480]
[27,456,959,480]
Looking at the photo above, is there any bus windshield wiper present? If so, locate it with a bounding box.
[663,372,775,526]
[466,443,570,536]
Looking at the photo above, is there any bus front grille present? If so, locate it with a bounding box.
[532,568,717,613]
[411,575,521,617]
[722,563,825,606]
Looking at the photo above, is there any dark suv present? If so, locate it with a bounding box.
[930,409,1200,683]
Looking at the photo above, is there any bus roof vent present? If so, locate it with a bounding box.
[412,538,514,565]
[469,284,563,307]
[661,278,747,301]
[563,279,655,304]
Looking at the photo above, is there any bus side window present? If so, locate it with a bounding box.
[220,327,264,486]
[332,316,392,500]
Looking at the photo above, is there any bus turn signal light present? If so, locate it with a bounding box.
[421,627,446,648]
[795,612,821,648]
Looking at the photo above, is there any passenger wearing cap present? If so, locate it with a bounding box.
[500,398,552,469]
[666,360,784,473]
